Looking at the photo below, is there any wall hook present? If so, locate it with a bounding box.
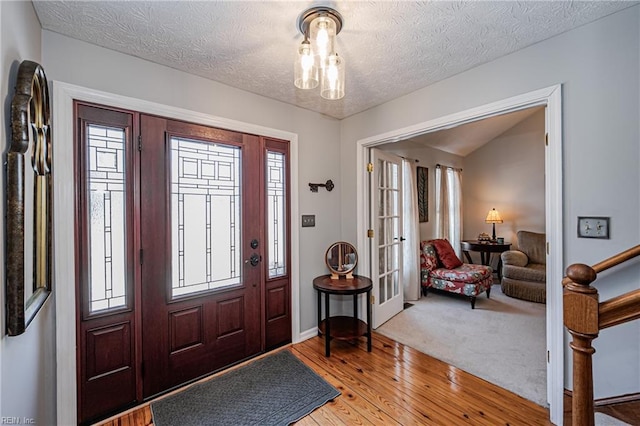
[309,179,334,192]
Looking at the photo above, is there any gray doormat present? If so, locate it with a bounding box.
[150,350,340,426]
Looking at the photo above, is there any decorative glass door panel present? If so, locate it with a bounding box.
[87,125,128,312]
[370,149,404,328]
[170,137,242,297]
[266,150,286,278]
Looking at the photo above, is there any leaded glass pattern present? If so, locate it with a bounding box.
[266,151,286,278]
[87,125,127,312]
[171,137,242,297]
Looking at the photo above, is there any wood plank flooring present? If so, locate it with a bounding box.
[98,332,552,425]
[595,401,640,425]
[564,393,640,425]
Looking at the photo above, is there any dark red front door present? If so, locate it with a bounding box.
[139,115,263,396]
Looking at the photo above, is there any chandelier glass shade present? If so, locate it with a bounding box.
[294,40,318,90]
[294,7,345,100]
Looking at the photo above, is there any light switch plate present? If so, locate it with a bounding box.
[301,215,315,227]
[577,216,610,239]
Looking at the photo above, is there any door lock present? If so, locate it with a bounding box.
[245,253,261,267]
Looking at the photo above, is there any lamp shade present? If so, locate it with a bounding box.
[485,208,503,224]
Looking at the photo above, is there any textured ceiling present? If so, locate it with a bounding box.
[33,1,636,120]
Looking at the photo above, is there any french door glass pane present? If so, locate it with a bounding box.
[376,157,401,307]
[379,275,386,303]
[170,137,242,297]
[87,125,127,312]
[266,151,286,278]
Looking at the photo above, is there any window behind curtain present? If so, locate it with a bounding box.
[435,165,462,257]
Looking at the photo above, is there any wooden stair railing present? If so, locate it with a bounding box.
[563,244,640,426]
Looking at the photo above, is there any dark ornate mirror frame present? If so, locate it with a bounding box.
[6,60,52,336]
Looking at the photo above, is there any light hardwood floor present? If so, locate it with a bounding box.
[98,332,553,425]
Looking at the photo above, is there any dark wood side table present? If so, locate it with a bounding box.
[460,240,512,280]
[313,274,372,357]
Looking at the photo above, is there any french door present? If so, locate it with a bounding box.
[75,104,290,423]
[370,149,404,328]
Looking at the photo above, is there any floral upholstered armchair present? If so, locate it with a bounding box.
[420,239,493,309]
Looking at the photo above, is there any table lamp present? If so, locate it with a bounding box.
[485,208,503,241]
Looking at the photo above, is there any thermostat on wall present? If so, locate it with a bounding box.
[577,217,610,239]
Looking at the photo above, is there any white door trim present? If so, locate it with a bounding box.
[53,81,300,425]
[355,84,564,425]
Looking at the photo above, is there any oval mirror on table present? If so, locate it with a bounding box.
[325,241,358,279]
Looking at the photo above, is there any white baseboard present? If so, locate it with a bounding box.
[294,327,318,343]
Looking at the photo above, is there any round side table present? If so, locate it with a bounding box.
[313,274,372,357]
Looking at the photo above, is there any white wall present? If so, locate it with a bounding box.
[0,2,57,424]
[341,6,640,400]
[463,109,545,256]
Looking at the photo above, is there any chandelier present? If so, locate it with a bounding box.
[294,6,345,100]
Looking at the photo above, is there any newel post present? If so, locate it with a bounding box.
[564,263,599,426]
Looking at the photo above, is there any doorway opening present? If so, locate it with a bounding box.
[355,85,564,425]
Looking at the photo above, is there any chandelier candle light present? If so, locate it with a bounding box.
[294,6,345,100]
[485,208,503,241]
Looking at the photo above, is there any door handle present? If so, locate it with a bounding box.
[393,237,407,242]
[245,253,261,267]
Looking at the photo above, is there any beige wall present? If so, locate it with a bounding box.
[463,109,545,254]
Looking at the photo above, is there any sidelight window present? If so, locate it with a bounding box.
[87,125,127,312]
[266,151,287,278]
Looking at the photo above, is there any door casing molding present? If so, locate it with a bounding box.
[53,81,300,425]
[355,84,564,425]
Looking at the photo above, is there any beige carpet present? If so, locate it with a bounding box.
[377,284,547,407]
